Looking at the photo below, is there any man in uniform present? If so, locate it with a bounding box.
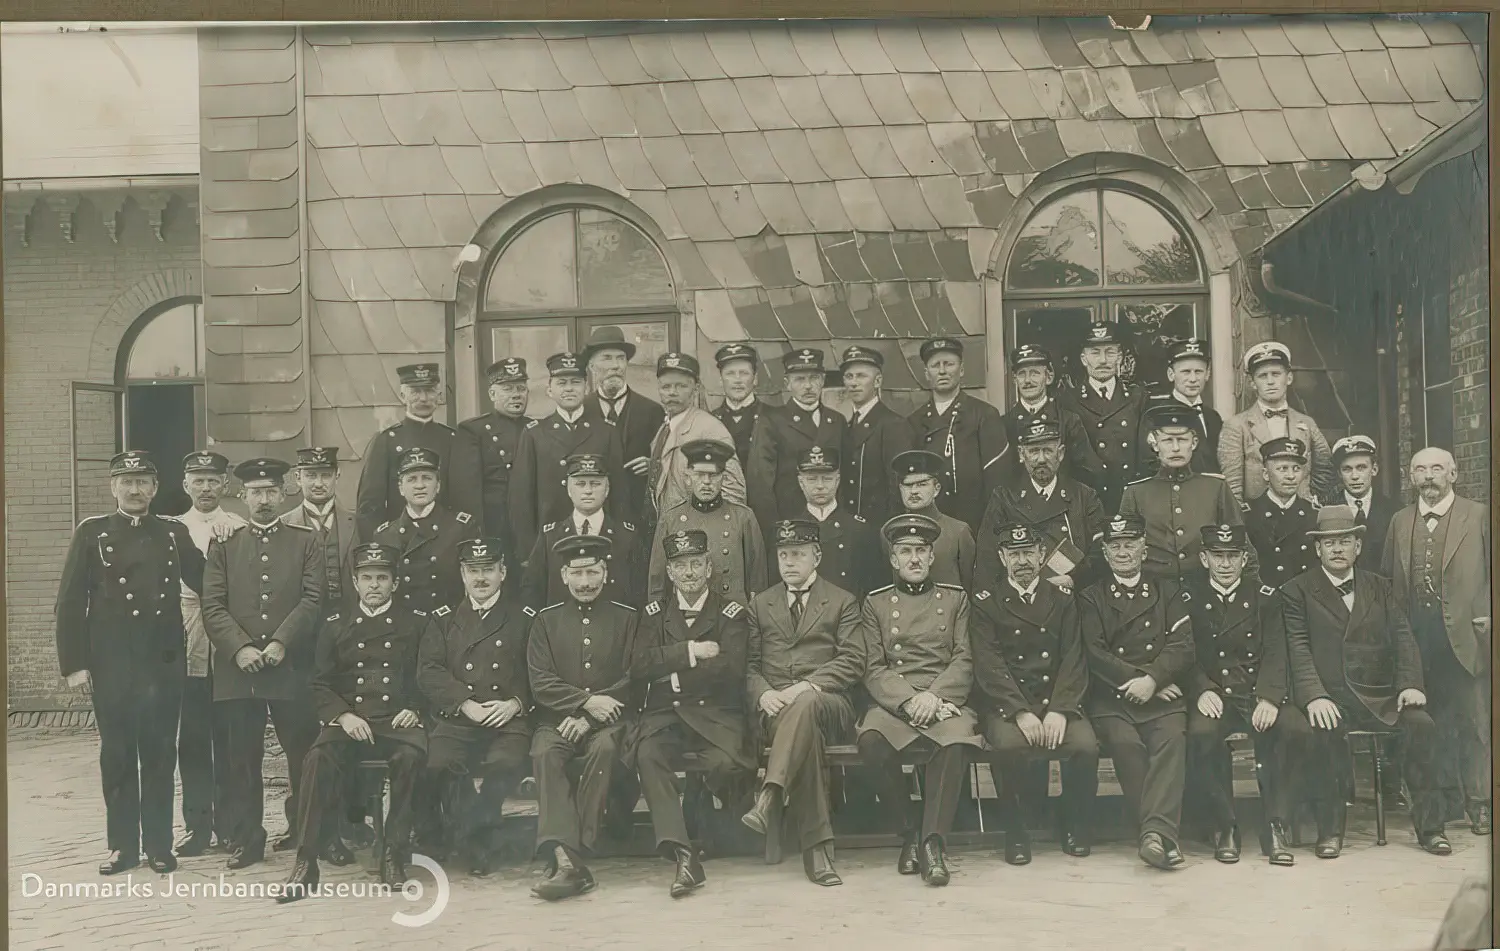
[888,450,974,590]
[647,439,765,605]
[1141,339,1221,476]
[838,345,914,525]
[458,357,532,558]
[282,448,358,613]
[583,325,666,525]
[743,519,867,886]
[857,514,983,887]
[1327,435,1393,571]
[523,454,643,611]
[1058,323,1149,516]
[1219,341,1334,506]
[972,524,1097,865]
[171,450,244,858]
[202,457,323,869]
[527,535,638,900]
[628,530,757,898]
[357,363,481,541]
[419,537,535,877]
[369,448,479,616]
[975,420,1106,594]
[794,446,883,597]
[1244,437,1319,589]
[1282,505,1448,856]
[277,543,427,901]
[1078,515,1195,870]
[1183,524,1310,866]
[56,450,206,875]
[908,337,1009,531]
[646,352,748,531]
[710,343,778,535]
[756,348,847,525]
[1001,344,1098,489]
[1119,403,1252,583]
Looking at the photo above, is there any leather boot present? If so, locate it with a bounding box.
[803,843,842,886]
[1004,830,1033,866]
[669,845,706,898]
[1139,832,1179,870]
[1315,801,1344,859]
[1212,826,1241,863]
[741,785,780,837]
[1418,831,1453,855]
[321,838,355,867]
[920,836,950,887]
[1264,820,1295,866]
[226,831,266,870]
[896,832,920,875]
[276,851,320,904]
[1060,828,1091,857]
[147,852,177,874]
[1469,802,1491,836]
[174,830,212,857]
[98,851,139,876]
[380,847,408,887]
[533,845,595,900]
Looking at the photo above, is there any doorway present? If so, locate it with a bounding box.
[114,297,207,516]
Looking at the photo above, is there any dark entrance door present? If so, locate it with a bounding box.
[126,383,200,517]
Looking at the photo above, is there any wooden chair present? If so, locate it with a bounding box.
[356,759,390,873]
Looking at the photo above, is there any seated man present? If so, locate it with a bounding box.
[889,450,975,590]
[743,519,867,887]
[1245,438,1319,590]
[418,537,534,877]
[857,514,983,887]
[278,544,427,902]
[527,535,639,900]
[1183,525,1312,867]
[647,439,767,605]
[521,454,643,610]
[972,524,1097,865]
[1078,516,1195,871]
[627,530,756,898]
[1281,505,1449,857]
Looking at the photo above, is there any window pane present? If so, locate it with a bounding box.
[1009,304,1097,395]
[1005,191,1101,290]
[577,210,674,308]
[1114,301,1199,391]
[486,323,572,418]
[484,211,578,312]
[582,319,672,400]
[127,303,200,379]
[1102,191,1200,286]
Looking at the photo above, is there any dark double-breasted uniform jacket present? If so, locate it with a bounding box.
[526,597,638,729]
[627,593,755,770]
[510,406,626,559]
[754,401,847,522]
[598,388,666,525]
[810,506,885,598]
[1077,576,1196,724]
[1001,397,1102,489]
[975,476,1107,591]
[369,505,479,616]
[1181,576,1289,705]
[356,416,483,542]
[713,396,780,537]
[839,400,916,525]
[908,392,1010,531]
[457,410,531,550]
[1059,379,1148,513]
[309,603,428,749]
[969,581,1088,723]
[1141,392,1222,476]
[419,597,535,737]
[1118,469,1255,582]
[202,520,323,702]
[1244,493,1319,590]
[522,514,644,612]
[712,396,773,472]
[746,576,867,699]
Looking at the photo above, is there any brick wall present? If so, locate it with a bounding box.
[1448,264,1489,502]
[4,193,201,709]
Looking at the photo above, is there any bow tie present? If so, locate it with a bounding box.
[1335,578,1354,596]
[1263,408,1288,419]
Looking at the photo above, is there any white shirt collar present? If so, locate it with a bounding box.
[1031,477,1057,499]
[1265,491,1298,511]
[1113,573,1141,588]
[1210,579,1241,598]
[600,390,627,412]
[1092,378,1116,400]
[793,398,821,416]
[556,405,584,425]
[787,574,819,596]
[1257,400,1289,415]
[1019,396,1048,414]
[1345,490,1372,507]
[852,396,880,421]
[406,501,436,521]
[117,509,147,526]
[1419,492,1456,518]
[405,411,436,424]
[676,589,710,614]
[1173,392,1203,408]
[470,588,503,613]
[359,599,393,617]
[1323,567,1354,588]
[573,510,602,534]
[932,393,958,416]
[806,501,838,522]
[304,499,335,518]
[724,394,756,412]
[1007,577,1040,599]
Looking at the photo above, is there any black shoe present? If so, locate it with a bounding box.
[1162,837,1185,868]
[669,846,706,898]
[1139,832,1176,870]
[467,845,493,878]
[919,836,950,887]
[321,838,355,867]
[803,844,842,887]
[275,856,320,904]
[174,830,212,857]
[1060,829,1091,857]
[1004,831,1032,866]
[380,850,409,887]
[1314,834,1343,859]
[1418,831,1453,856]
[271,831,297,852]
[226,833,266,870]
[147,853,177,874]
[896,833,920,875]
[1265,820,1295,867]
[532,863,594,900]
[1212,826,1241,864]
[98,851,139,876]
[1469,803,1491,836]
[741,786,779,837]
[346,821,375,848]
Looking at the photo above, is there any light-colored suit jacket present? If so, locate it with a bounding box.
[1382,494,1491,676]
[1217,404,1333,505]
[651,407,748,515]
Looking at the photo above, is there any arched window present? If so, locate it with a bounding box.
[479,207,677,415]
[117,298,206,516]
[1004,186,1207,399]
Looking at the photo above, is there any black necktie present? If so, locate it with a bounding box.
[1353,498,1367,520]
[1335,578,1354,597]
[790,588,808,625]
[602,401,617,424]
[1021,590,1035,605]
[1424,509,1444,532]
[683,609,699,626]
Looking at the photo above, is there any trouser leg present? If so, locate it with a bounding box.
[637,728,691,853]
[137,671,184,858]
[766,693,837,852]
[178,676,215,838]
[218,699,270,847]
[1396,708,1444,836]
[382,739,426,856]
[574,726,623,854]
[1260,704,1312,824]
[1187,705,1237,832]
[1137,713,1187,840]
[268,694,320,841]
[1094,718,1148,837]
[855,732,915,834]
[919,745,967,842]
[95,691,142,858]
[531,727,581,855]
[1057,719,1101,835]
[293,742,345,858]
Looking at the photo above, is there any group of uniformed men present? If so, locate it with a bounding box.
[57,322,1491,903]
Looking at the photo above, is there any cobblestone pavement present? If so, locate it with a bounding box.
[9,726,1486,951]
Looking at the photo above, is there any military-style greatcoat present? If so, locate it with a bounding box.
[1181,576,1289,705]
[1245,493,1319,589]
[356,416,483,542]
[526,597,638,728]
[1000,397,1102,489]
[309,604,428,749]
[969,581,1089,722]
[858,581,984,750]
[809,507,884,598]
[1140,392,1222,476]
[521,514,644,611]
[880,508,974,591]
[974,475,1107,590]
[1058,379,1148,512]
[753,401,848,522]
[509,405,625,558]
[908,392,1010,531]
[1077,575,1196,724]
[419,597,535,736]
[839,400,916,525]
[457,410,531,548]
[1118,469,1255,581]
[647,498,766,605]
[368,505,479,616]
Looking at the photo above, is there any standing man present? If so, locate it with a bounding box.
[972,525,1097,864]
[584,325,666,525]
[527,535,638,901]
[56,450,206,875]
[756,348,847,525]
[1383,448,1491,837]
[888,450,974,590]
[1282,505,1449,856]
[975,420,1106,593]
[743,519,867,887]
[1119,403,1251,583]
[1244,438,1319,590]
[1078,515,1195,871]
[522,453,644,611]
[1218,341,1334,506]
[419,537,535,878]
[628,530,757,898]
[908,337,1008,531]
[857,514,983,887]
[647,439,765,605]
[794,446,883,598]
[839,345,914,525]
[511,352,625,560]
[277,543,427,900]
[458,357,533,558]
[172,450,245,858]
[282,447,358,613]
[1141,339,1221,476]
[711,343,779,536]
[357,363,481,541]
[1001,344,1099,489]
[1058,324,1149,516]
[646,352,748,530]
[202,458,323,870]
[1327,435,1394,571]
[369,448,480,616]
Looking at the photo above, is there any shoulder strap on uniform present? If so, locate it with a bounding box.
[326,613,341,622]
[412,608,427,617]
[1202,471,1225,479]
[542,521,557,532]
[610,601,638,612]
[935,583,964,591]
[376,521,391,533]
[645,601,662,616]
[1260,584,1277,597]
[78,513,109,529]
[868,583,894,595]
[852,514,866,523]
[974,590,991,600]
[1170,614,1190,631]
[283,521,313,531]
[525,418,539,429]
[539,602,564,613]
[723,600,744,618]
[433,605,451,617]
[455,512,472,524]
[1126,475,1153,486]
